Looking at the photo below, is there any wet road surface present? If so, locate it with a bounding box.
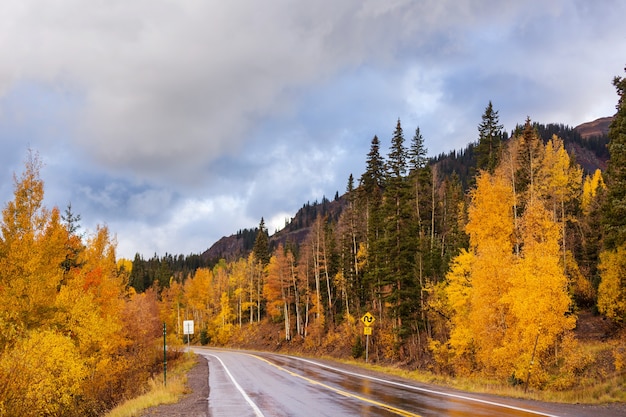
[192,348,622,417]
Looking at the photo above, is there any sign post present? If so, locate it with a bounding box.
[163,322,167,386]
[183,320,194,348]
[360,312,376,363]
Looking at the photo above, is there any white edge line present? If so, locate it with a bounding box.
[206,353,265,417]
[286,356,562,417]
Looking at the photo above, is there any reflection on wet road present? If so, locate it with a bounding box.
[193,348,568,417]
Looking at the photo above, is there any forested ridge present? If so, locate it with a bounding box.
[1,71,626,415]
[128,91,623,391]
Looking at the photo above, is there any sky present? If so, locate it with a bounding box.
[1,1,625,260]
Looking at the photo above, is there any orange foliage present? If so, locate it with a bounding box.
[0,154,164,415]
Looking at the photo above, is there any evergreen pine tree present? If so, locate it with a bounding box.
[342,174,363,309]
[409,126,428,172]
[360,135,385,193]
[516,117,544,204]
[384,119,418,338]
[603,67,626,250]
[253,218,271,267]
[359,135,385,316]
[129,253,146,292]
[476,101,504,173]
[60,202,84,273]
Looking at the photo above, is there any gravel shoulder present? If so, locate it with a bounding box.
[140,355,209,417]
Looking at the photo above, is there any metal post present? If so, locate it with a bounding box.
[365,334,369,363]
[163,322,167,386]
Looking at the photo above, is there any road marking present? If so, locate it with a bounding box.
[206,353,265,417]
[285,356,562,417]
[250,354,421,417]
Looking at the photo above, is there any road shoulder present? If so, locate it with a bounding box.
[140,355,209,417]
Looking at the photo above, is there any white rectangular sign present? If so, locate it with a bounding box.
[183,320,194,335]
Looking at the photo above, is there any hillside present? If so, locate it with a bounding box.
[201,195,346,264]
[576,116,612,139]
[202,118,611,262]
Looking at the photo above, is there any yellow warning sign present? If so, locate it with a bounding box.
[361,312,375,327]
[364,326,372,335]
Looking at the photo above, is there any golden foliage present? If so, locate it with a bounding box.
[582,169,605,215]
[436,167,578,387]
[598,245,626,321]
[184,267,213,330]
[0,155,164,415]
[0,330,87,417]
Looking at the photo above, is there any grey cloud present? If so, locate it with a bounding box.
[1,0,556,184]
[2,0,626,258]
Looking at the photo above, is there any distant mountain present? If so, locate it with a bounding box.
[575,116,612,139]
[201,195,346,265]
[570,116,612,172]
[202,118,612,263]
[201,228,258,264]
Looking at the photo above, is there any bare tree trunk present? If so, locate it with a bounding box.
[284,301,291,340]
[510,150,520,256]
[313,220,323,322]
[257,264,262,323]
[238,290,242,328]
[290,258,302,337]
[431,165,437,250]
[562,198,567,276]
[177,302,181,336]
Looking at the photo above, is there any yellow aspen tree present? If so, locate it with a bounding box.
[0,329,87,417]
[54,280,112,366]
[503,198,576,385]
[537,135,583,275]
[212,260,230,311]
[297,240,314,337]
[0,152,65,345]
[310,215,331,323]
[433,249,475,374]
[159,279,185,339]
[69,226,132,409]
[438,171,516,375]
[245,252,261,323]
[230,258,249,327]
[287,250,304,336]
[184,267,213,331]
[211,292,235,344]
[582,169,606,215]
[117,258,133,275]
[597,245,626,321]
[464,171,517,374]
[264,244,294,340]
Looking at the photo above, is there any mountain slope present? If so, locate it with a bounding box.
[202,118,611,262]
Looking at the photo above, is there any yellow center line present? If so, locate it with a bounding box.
[248,354,422,417]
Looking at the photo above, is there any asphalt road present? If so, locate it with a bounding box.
[191,347,623,417]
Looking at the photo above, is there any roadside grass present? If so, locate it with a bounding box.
[106,351,197,417]
[541,373,626,404]
[332,352,626,405]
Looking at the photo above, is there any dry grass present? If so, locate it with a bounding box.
[331,347,626,405]
[105,352,197,417]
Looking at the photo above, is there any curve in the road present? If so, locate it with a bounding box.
[250,354,420,417]
[283,356,561,417]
